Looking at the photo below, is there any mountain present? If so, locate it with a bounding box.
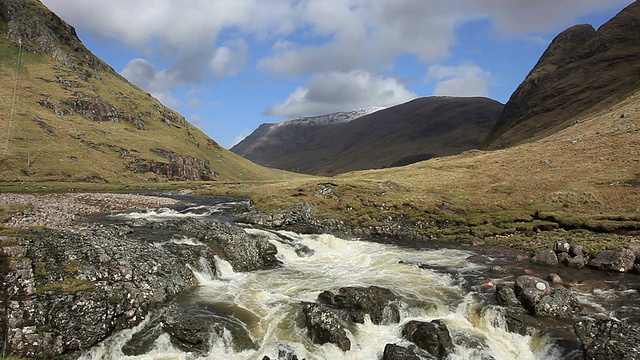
[484,0,640,150]
[231,107,384,168]
[0,0,282,183]
[232,97,503,176]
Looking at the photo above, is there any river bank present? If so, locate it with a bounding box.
[0,192,181,229]
[1,192,639,359]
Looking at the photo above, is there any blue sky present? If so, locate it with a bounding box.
[40,0,633,148]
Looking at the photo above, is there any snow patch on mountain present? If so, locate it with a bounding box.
[274,107,386,128]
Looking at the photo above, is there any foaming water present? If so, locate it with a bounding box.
[84,228,569,360]
[108,204,223,221]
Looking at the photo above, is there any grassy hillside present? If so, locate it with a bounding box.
[239,90,639,250]
[0,0,286,183]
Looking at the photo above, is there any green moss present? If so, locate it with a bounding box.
[37,278,94,295]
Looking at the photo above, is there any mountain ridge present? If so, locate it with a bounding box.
[233,97,503,176]
[483,0,640,149]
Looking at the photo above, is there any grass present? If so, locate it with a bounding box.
[220,90,640,253]
[36,278,94,295]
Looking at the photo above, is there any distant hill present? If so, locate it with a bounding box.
[0,0,282,183]
[484,0,640,150]
[232,97,503,176]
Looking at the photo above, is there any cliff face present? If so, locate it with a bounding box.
[484,1,640,150]
[0,0,278,182]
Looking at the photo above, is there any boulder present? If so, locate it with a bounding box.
[495,283,525,312]
[161,304,256,354]
[261,343,302,360]
[382,344,423,360]
[567,255,586,269]
[557,252,571,265]
[574,318,640,360]
[588,248,635,272]
[402,320,454,359]
[514,275,551,310]
[301,303,351,351]
[533,288,580,318]
[553,241,570,254]
[530,249,558,265]
[317,286,400,325]
[569,244,584,257]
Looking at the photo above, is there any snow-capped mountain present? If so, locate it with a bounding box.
[231,98,503,175]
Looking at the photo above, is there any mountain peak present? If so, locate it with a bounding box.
[484,1,640,150]
[0,0,110,71]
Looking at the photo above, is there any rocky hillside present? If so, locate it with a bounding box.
[484,0,640,149]
[0,0,282,183]
[233,97,503,176]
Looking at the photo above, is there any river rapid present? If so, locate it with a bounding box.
[80,196,640,360]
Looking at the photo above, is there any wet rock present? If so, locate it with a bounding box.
[502,311,546,336]
[317,286,400,325]
[514,275,551,310]
[574,318,640,360]
[0,227,196,359]
[382,343,422,360]
[588,248,635,272]
[142,218,280,272]
[402,320,454,359]
[301,303,351,351]
[496,283,525,312]
[547,273,563,284]
[161,304,255,354]
[533,288,580,318]
[531,249,558,265]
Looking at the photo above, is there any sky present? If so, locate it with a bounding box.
[40,0,634,149]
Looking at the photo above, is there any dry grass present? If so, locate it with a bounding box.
[239,91,640,249]
[0,37,290,183]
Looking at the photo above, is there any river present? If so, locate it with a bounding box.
[80,196,640,360]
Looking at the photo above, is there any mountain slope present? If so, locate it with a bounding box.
[0,0,282,183]
[231,107,384,169]
[484,0,640,149]
[233,97,503,176]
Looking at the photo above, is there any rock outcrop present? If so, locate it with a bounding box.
[135,218,280,272]
[401,320,455,359]
[575,318,640,360]
[301,303,351,351]
[317,286,400,325]
[0,228,196,358]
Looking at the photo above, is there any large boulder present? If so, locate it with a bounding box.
[382,343,423,360]
[0,227,196,359]
[533,288,580,318]
[161,304,256,354]
[574,318,640,360]
[317,286,400,325]
[402,320,454,359]
[514,275,551,310]
[588,248,636,273]
[531,249,558,265]
[301,303,351,351]
[495,283,526,312]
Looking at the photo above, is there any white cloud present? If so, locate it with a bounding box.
[120,58,181,106]
[210,38,248,77]
[427,63,492,97]
[266,70,416,117]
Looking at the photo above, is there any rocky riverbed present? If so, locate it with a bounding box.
[1,193,639,359]
[0,192,180,229]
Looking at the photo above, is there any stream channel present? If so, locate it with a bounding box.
[80,195,640,360]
